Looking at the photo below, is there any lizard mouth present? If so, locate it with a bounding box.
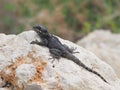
[33,26,42,33]
[32,25,48,35]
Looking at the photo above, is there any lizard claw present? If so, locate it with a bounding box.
[71,47,79,54]
[48,57,60,68]
[30,40,39,44]
[48,57,54,62]
[48,54,60,63]
[48,57,59,63]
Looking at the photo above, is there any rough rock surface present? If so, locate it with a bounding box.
[77,30,120,78]
[0,31,120,90]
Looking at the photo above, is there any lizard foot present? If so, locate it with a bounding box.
[70,47,79,54]
[48,55,60,63]
[30,40,39,44]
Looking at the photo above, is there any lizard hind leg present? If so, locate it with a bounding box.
[49,48,62,63]
[63,44,79,54]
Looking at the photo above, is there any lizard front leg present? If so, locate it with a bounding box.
[31,38,48,46]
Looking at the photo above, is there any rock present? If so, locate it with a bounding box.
[15,64,36,88]
[0,88,10,90]
[77,30,120,78]
[0,30,120,90]
[24,83,42,90]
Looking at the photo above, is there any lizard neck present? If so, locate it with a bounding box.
[39,33,51,38]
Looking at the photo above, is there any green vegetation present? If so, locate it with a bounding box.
[4,3,15,12]
[0,0,120,40]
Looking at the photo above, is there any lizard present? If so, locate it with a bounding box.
[30,25,108,83]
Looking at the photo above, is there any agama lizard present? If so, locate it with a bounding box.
[31,25,108,83]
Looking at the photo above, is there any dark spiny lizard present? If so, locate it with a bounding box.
[31,25,108,83]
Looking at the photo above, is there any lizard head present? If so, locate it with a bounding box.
[33,25,49,36]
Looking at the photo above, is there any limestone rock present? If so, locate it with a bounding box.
[77,30,120,78]
[0,31,120,90]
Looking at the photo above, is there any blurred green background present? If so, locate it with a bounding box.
[0,0,120,41]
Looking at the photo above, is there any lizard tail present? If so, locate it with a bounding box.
[78,61,108,83]
[65,53,108,83]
